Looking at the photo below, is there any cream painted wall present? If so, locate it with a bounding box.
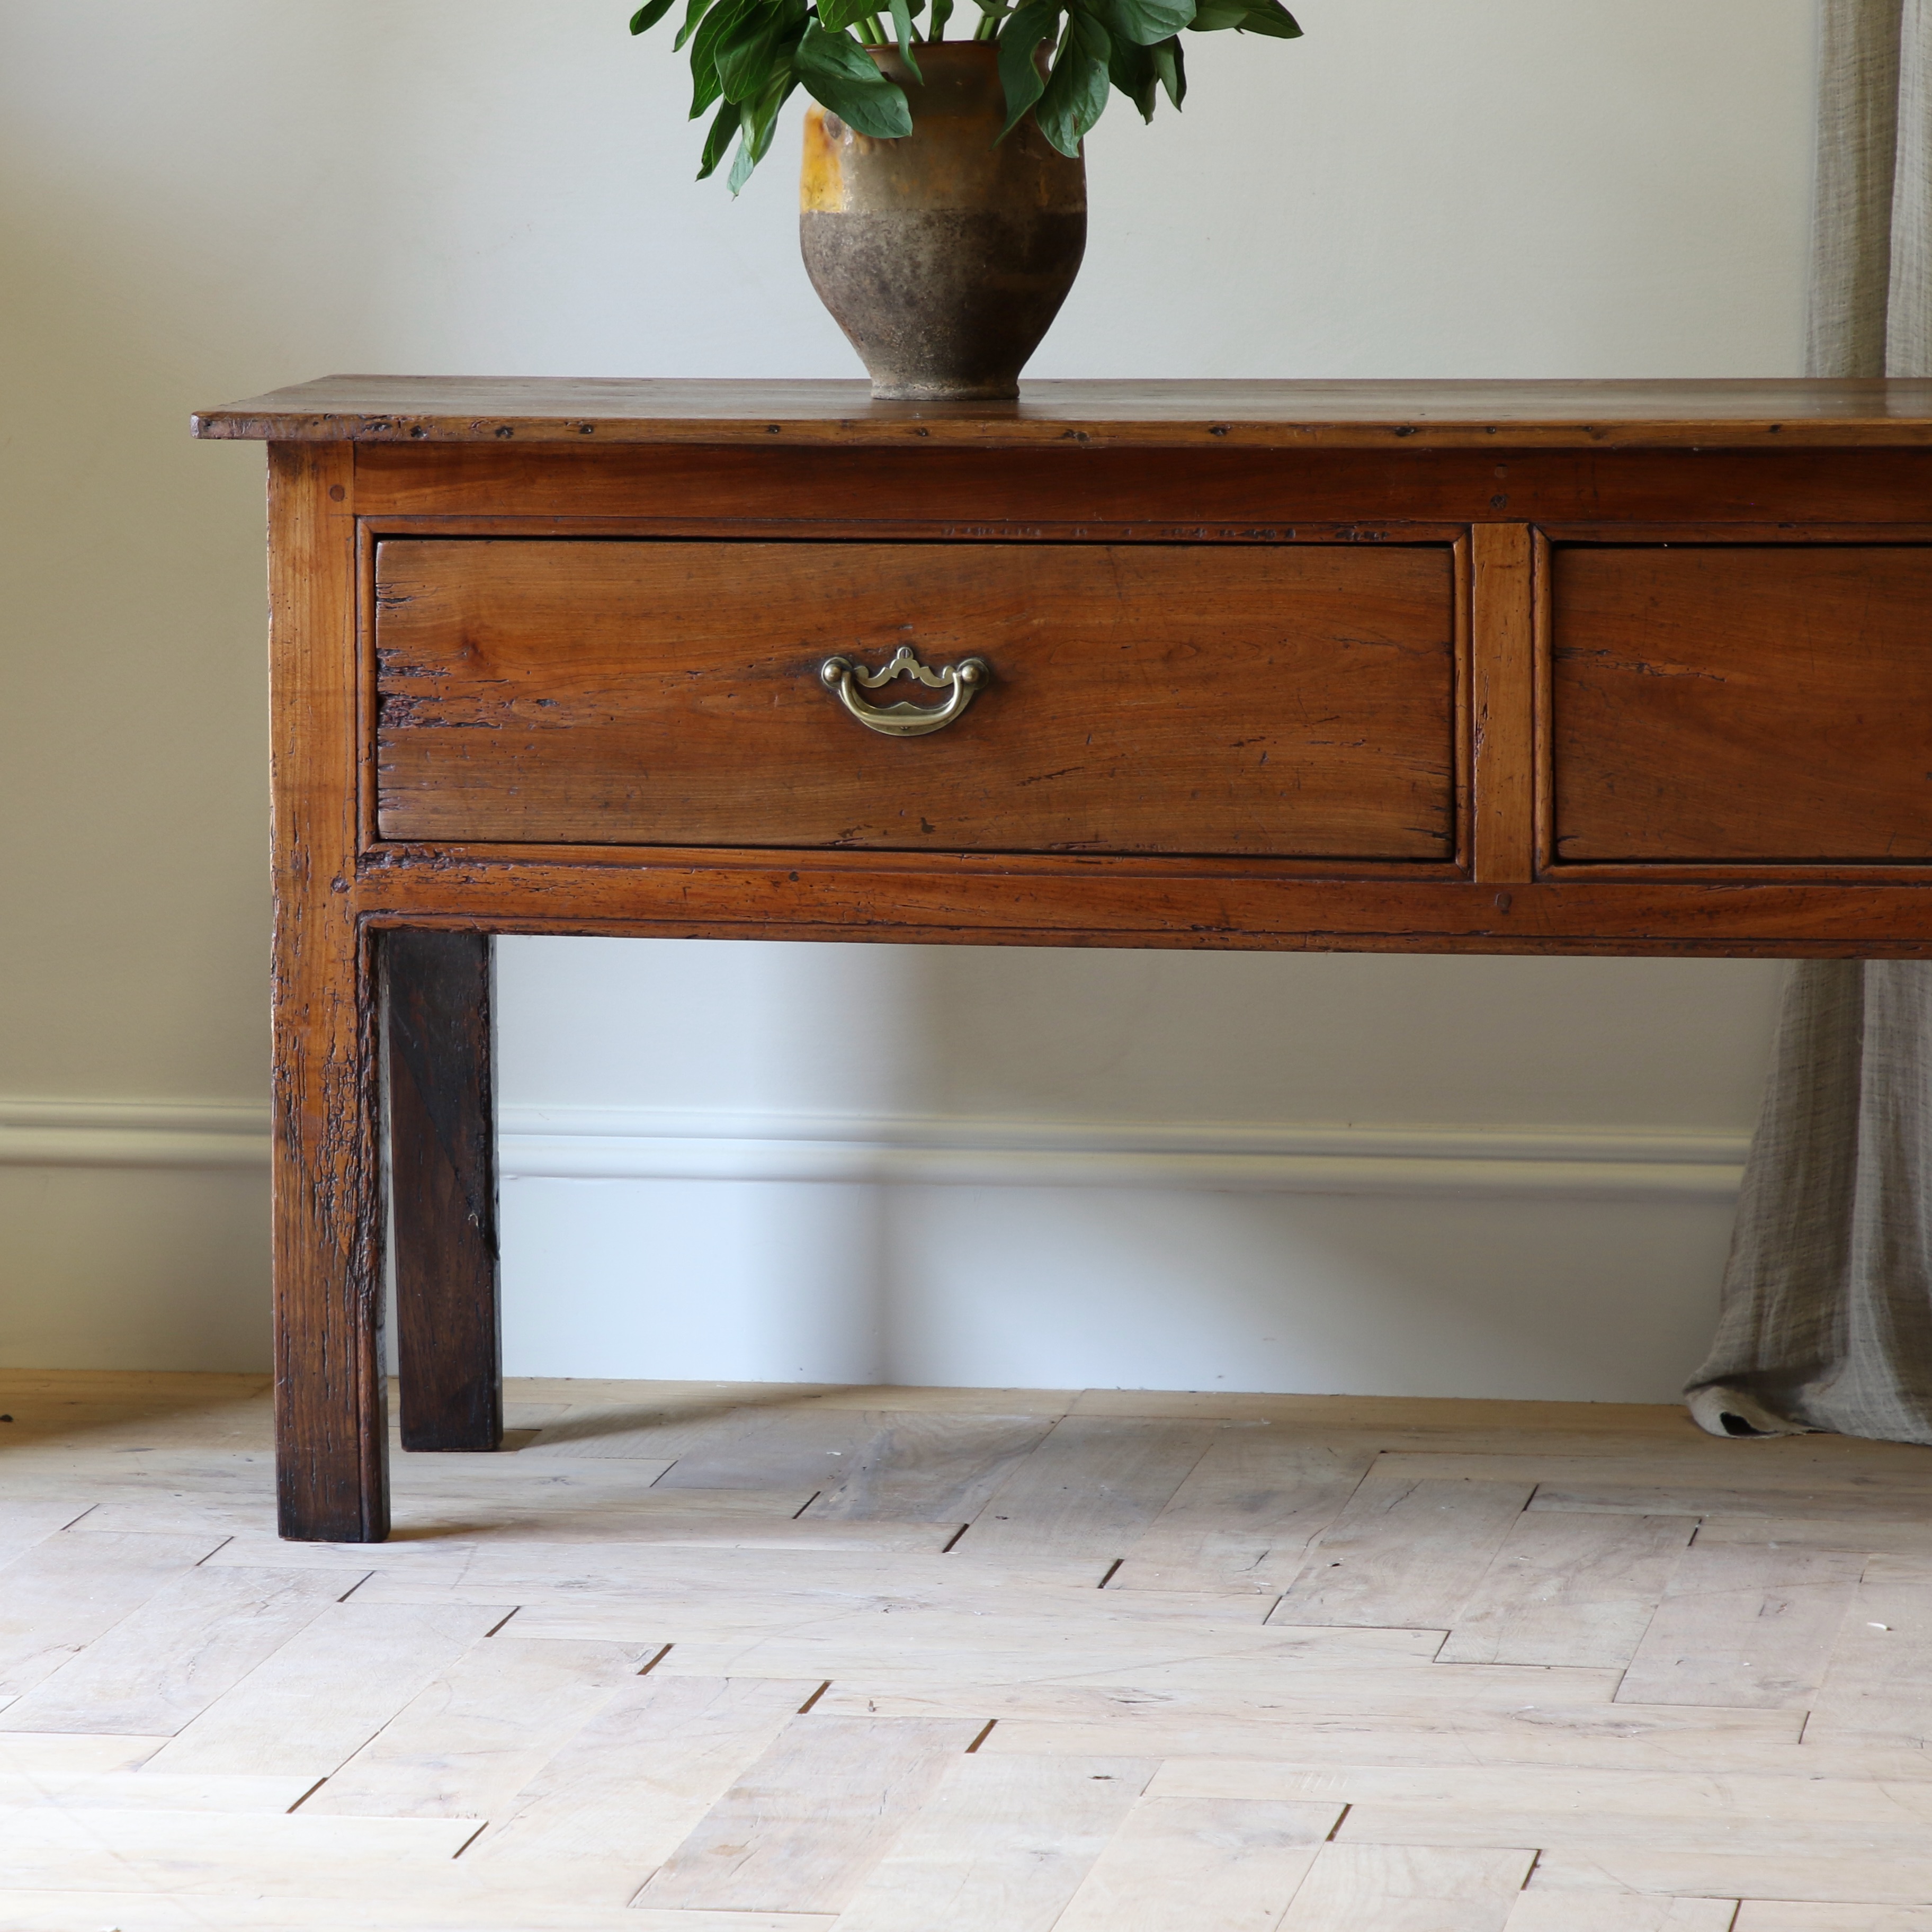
[0,0,1813,1393]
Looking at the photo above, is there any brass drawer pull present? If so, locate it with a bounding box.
[819,645,989,738]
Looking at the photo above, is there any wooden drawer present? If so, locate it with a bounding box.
[373,538,1457,858]
[1552,544,1932,864]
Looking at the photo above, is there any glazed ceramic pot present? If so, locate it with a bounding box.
[800,42,1087,401]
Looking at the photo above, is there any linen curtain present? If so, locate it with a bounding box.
[1683,0,1932,1440]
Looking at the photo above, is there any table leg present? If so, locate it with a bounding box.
[270,443,389,1543]
[384,928,502,1453]
[272,910,389,1542]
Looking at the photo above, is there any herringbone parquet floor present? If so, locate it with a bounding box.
[1,1371,1930,1929]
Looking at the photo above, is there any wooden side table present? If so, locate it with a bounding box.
[194,377,1932,1542]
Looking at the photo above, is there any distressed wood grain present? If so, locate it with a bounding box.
[1616,1544,1861,1709]
[0,1566,344,1735]
[466,1674,815,1904]
[139,1602,508,1777]
[631,1715,979,1912]
[953,1416,1219,1560]
[1278,1844,1537,1932]
[1275,1478,1534,1627]
[302,1636,650,1817]
[1437,1510,1695,1667]
[832,1753,1156,1932]
[0,1533,229,1699]
[383,927,500,1454]
[1054,1794,1339,1931]
[374,539,1458,859]
[1107,1432,1375,1592]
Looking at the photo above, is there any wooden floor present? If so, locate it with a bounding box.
[2,1379,1932,1929]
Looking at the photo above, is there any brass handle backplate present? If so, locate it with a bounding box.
[819,645,989,738]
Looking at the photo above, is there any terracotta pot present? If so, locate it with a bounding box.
[800,42,1086,401]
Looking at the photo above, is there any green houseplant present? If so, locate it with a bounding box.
[629,0,1302,399]
[630,0,1301,192]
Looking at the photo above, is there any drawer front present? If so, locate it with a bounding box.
[1552,544,1932,864]
[374,539,1456,857]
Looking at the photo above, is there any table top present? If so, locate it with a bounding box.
[191,376,1932,451]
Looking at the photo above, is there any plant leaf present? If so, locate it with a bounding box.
[794,20,914,135]
[996,2,1060,136]
[1034,18,1109,156]
[722,65,799,192]
[688,0,757,114]
[673,0,718,50]
[1067,8,1111,57]
[1095,0,1192,46]
[1235,0,1300,33]
[1150,30,1184,106]
[1105,35,1157,119]
[631,0,679,32]
[716,0,800,103]
[741,67,798,156]
[888,0,924,80]
[816,0,875,26]
[1185,0,1242,25]
[929,0,955,39]
[696,97,743,176]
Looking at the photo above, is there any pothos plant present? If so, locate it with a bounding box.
[628,0,1301,193]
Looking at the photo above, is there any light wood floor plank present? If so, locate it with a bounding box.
[830,1753,1156,1932]
[950,1416,1220,1560]
[1529,1848,1932,1903]
[1274,1479,1534,1628]
[1106,1432,1375,1592]
[639,1631,1616,1705]
[0,1890,213,1930]
[1373,1442,1932,1488]
[351,1543,1116,1613]
[0,1770,315,1810]
[1053,1794,1339,1931]
[0,1734,168,1777]
[1734,1908,1932,1931]
[0,1565,346,1736]
[1800,1560,1932,1749]
[0,1532,230,1698]
[1146,1760,1932,1844]
[633,1714,980,1913]
[1617,1545,1862,1708]
[302,1636,652,1818]
[1537,1483,1932,1520]
[798,1411,1060,1522]
[0,1504,96,1544]
[525,1395,848,1470]
[520,1381,836,1444]
[1507,1897,1739,1930]
[1060,1393,1690,1434]
[139,1602,511,1777]
[1693,1514,1932,1555]
[9,1374,1930,1922]
[807,1383,1076,1415]
[0,1808,479,1895]
[0,1895,834,1932]
[1439,1510,1695,1668]
[1278,1844,1537,1931]
[404,1519,962,1554]
[464,1674,821,1905]
[978,1702,1814,1771]
[1332,1770,1932,1858]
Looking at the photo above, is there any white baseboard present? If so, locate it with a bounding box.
[0,1100,270,1171]
[0,1097,1748,1201]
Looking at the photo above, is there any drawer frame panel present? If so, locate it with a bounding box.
[1536,523,1932,881]
[355,516,1479,876]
